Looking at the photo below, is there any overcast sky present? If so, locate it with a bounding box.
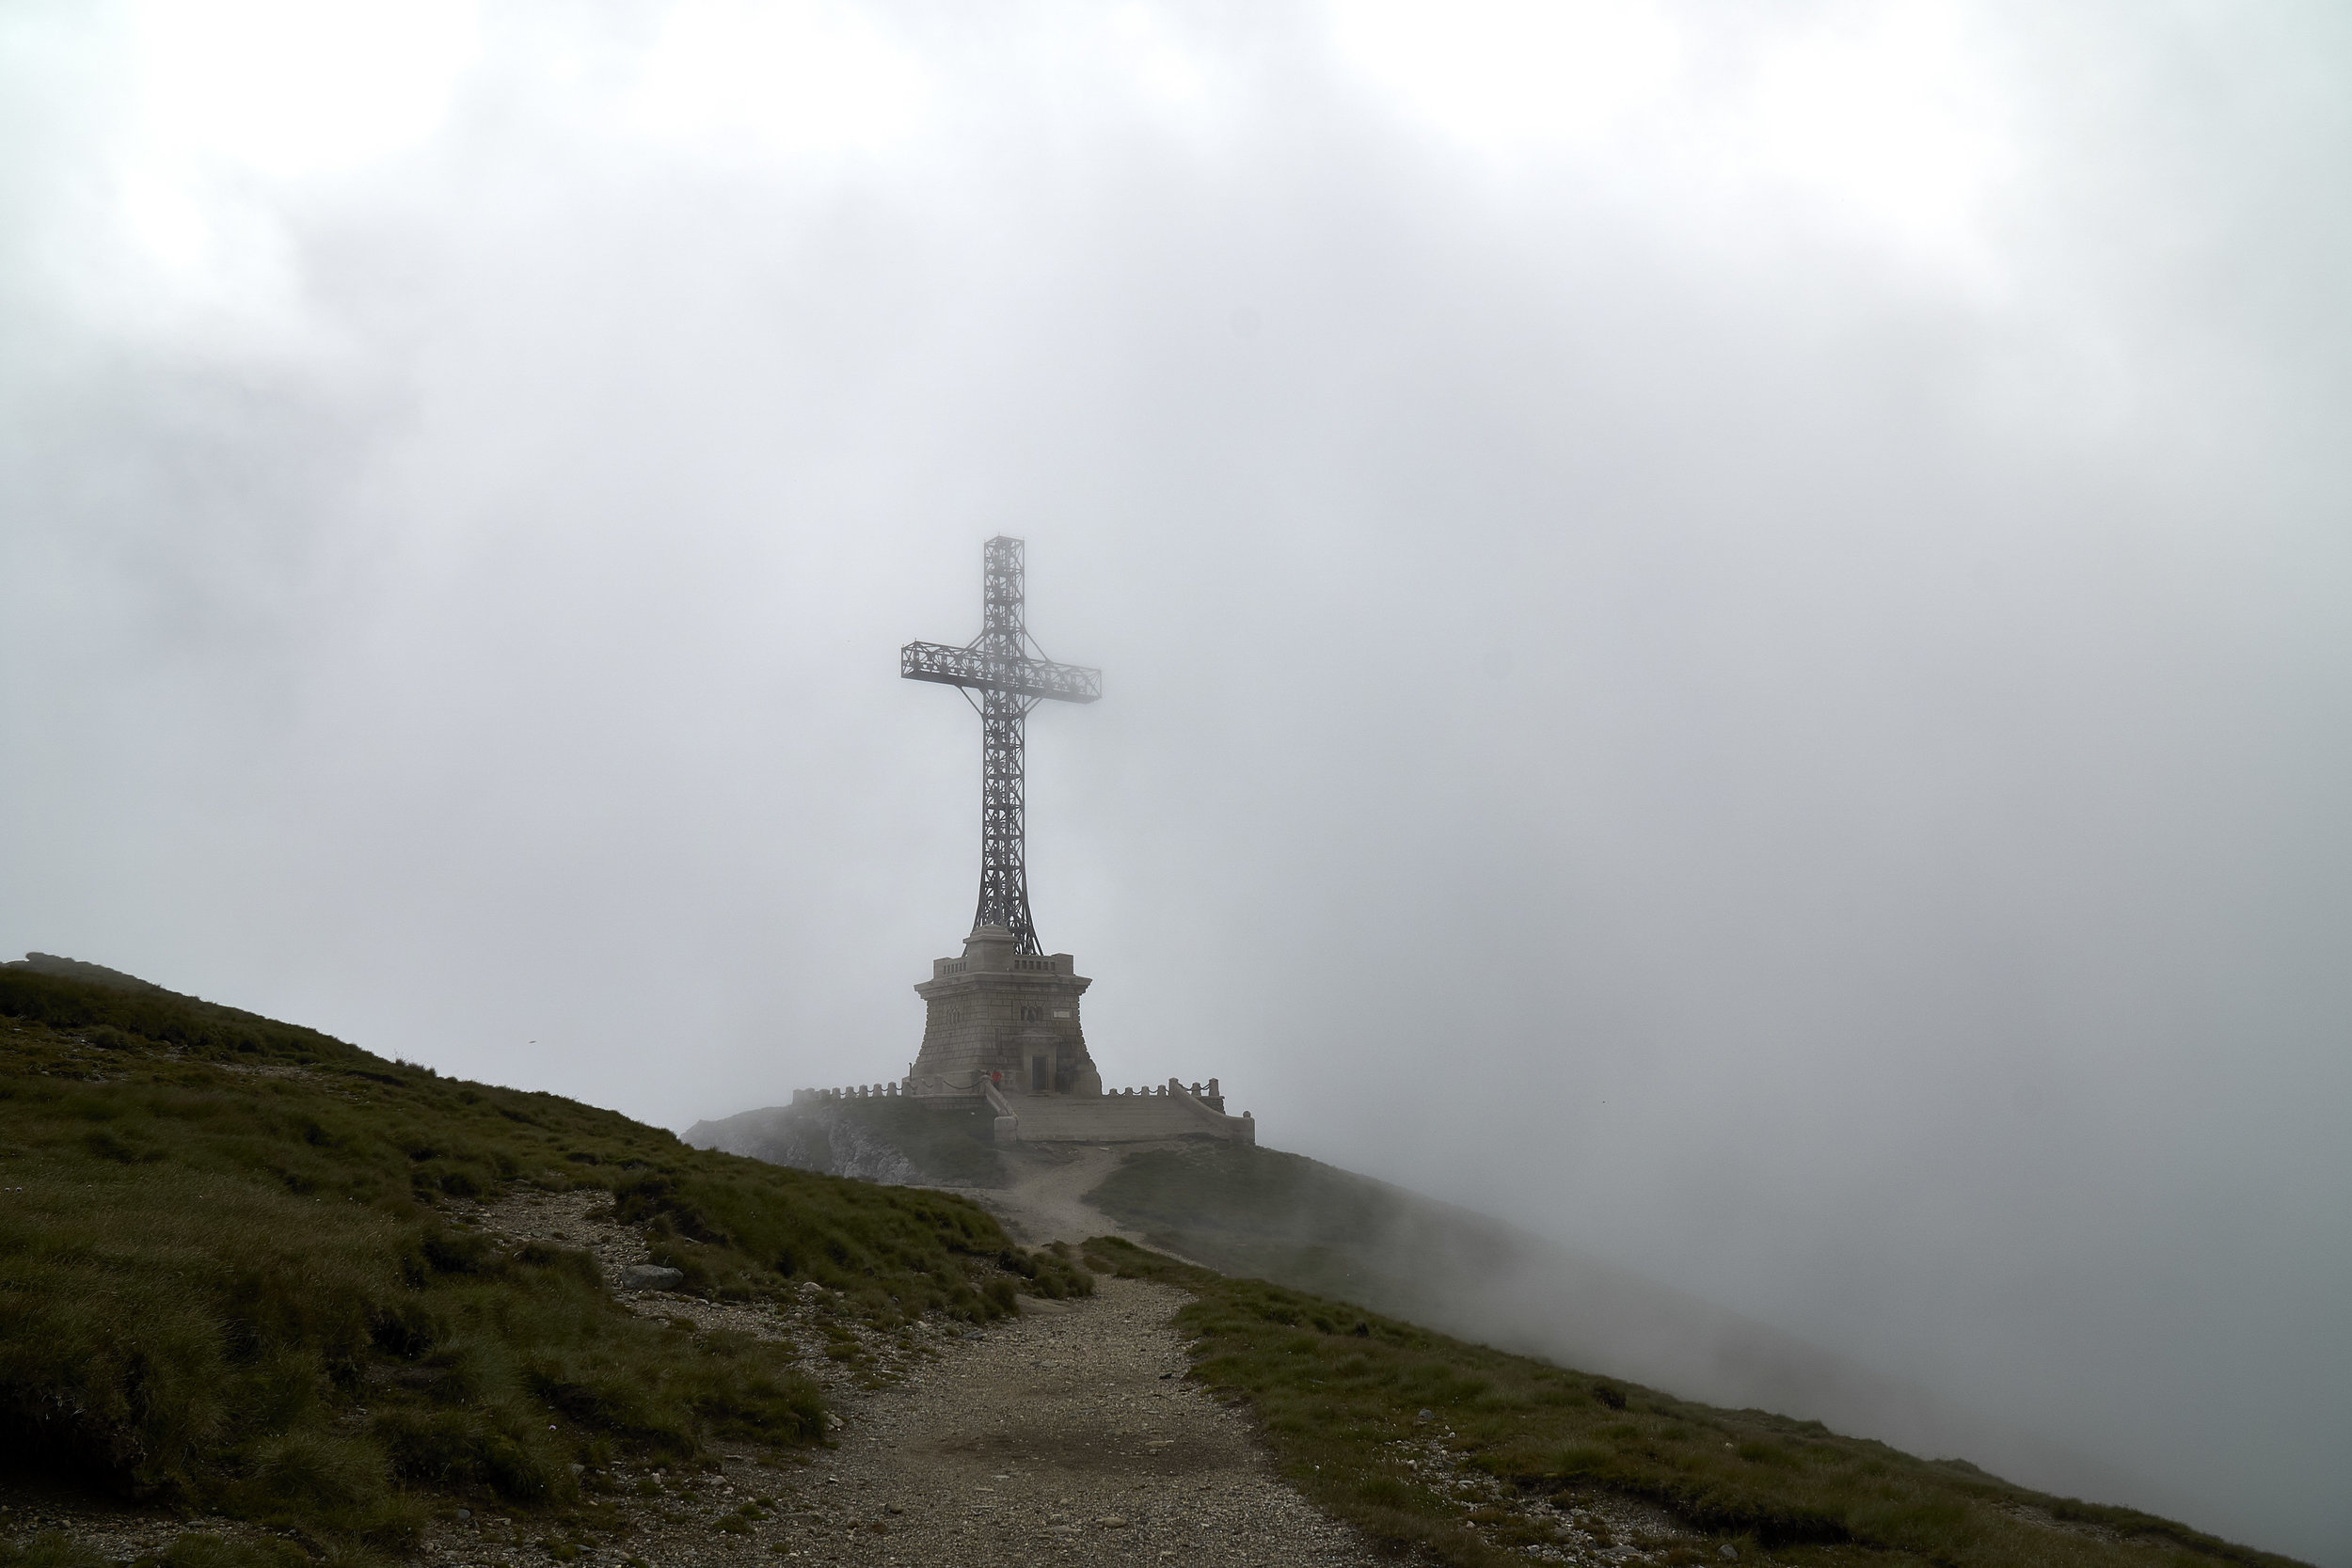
[4,1,2348,1560]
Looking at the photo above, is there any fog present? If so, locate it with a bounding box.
[3,1,2347,1560]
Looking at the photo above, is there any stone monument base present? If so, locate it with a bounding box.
[789,923,1256,1146]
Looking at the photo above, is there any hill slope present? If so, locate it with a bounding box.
[1083,1140,2157,1509]
[4,965,2308,1568]
[703,1099,2296,1563]
[0,958,1083,1561]
[1086,1237,2308,1568]
[692,1100,2140,1509]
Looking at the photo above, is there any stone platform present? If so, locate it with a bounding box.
[978,1077,1255,1145]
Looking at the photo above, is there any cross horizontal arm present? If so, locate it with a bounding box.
[901,641,1102,704]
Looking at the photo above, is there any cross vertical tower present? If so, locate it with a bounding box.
[977,537,1034,950]
[902,536,1101,956]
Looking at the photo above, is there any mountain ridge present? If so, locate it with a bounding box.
[0,958,2305,1568]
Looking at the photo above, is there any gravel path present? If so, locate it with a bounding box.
[767,1140,1391,1564]
[797,1275,1386,1567]
[434,1180,1391,1568]
[961,1142,1149,1247]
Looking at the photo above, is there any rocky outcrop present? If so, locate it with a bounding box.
[685,1102,924,1186]
[613,1263,685,1291]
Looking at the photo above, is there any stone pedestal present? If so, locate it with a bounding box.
[909,925,1101,1100]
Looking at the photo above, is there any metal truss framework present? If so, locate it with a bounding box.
[901,536,1101,956]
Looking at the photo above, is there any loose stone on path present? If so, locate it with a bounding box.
[795,1275,1386,1566]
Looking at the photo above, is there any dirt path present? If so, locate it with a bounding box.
[448,1181,1388,1568]
[744,1143,1394,1563]
[803,1276,1384,1566]
[961,1140,1158,1247]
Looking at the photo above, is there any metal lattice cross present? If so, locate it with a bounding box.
[901,537,1101,956]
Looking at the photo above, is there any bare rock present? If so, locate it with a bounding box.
[614,1263,684,1291]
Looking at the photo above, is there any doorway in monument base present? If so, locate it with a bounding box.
[1030,1054,1049,1092]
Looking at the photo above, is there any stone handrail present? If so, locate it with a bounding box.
[981,1078,1020,1142]
[1168,1077,1254,1143]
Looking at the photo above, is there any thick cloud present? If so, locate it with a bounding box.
[3,2,2347,1560]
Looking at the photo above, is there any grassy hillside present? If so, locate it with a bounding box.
[1087,1137,1769,1341]
[1086,1136,1436,1301]
[0,959,1085,1559]
[3,962,2304,1568]
[1085,1238,2308,1568]
[1086,1137,2136,1498]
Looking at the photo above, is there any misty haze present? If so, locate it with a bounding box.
[3,4,2347,1566]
